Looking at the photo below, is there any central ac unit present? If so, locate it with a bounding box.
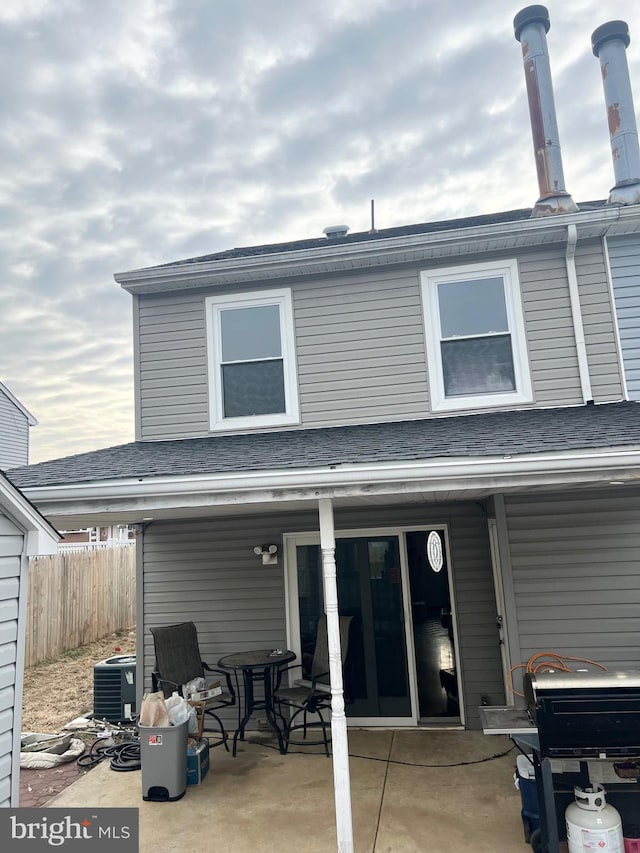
[93,654,136,723]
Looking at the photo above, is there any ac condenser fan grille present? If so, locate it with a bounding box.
[93,655,136,723]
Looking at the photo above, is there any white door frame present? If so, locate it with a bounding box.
[283,523,462,727]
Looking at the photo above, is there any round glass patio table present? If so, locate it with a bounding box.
[218,649,296,756]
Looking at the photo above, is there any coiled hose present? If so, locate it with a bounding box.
[508,652,608,697]
[77,737,141,772]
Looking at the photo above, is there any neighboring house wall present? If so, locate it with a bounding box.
[502,486,640,675]
[607,234,640,400]
[134,242,623,441]
[0,510,24,807]
[0,393,29,470]
[141,502,503,729]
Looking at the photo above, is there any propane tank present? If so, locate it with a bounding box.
[565,784,624,853]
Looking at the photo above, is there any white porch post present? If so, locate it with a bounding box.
[318,497,354,853]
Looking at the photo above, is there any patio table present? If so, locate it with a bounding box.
[218,649,296,756]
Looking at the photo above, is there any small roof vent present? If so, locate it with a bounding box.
[323,224,349,239]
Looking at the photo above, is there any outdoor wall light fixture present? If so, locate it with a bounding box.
[253,544,278,565]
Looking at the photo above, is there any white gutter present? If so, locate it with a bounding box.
[114,206,639,293]
[20,446,640,507]
[565,224,593,403]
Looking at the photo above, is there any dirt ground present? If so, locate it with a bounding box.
[21,628,137,733]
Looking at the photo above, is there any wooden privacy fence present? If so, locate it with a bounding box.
[26,543,136,668]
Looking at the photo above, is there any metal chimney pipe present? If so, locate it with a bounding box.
[514,6,578,216]
[591,21,640,205]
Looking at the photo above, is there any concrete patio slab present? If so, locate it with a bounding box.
[45,730,525,852]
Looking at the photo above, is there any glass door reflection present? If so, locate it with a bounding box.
[296,535,411,719]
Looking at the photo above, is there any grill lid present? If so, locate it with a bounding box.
[526,670,640,693]
[524,669,640,758]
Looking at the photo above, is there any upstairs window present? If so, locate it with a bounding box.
[205,289,300,430]
[421,260,532,412]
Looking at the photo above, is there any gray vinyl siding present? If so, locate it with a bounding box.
[135,270,433,439]
[135,241,625,440]
[142,502,503,730]
[502,488,640,675]
[0,511,24,808]
[294,270,430,425]
[0,393,29,470]
[607,234,640,400]
[137,292,210,439]
[575,240,624,401]
[516,249,582,405]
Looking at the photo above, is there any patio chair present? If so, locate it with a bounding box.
[274,614,353,756]
[150,621,236,751]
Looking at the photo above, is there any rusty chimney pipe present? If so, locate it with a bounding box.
[514,5,578,216]
[591,21,640,205]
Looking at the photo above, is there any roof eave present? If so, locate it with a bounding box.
[20,445,640,526]
[0,381,38,425]
[0,473,60,555]
[114,205,640,295]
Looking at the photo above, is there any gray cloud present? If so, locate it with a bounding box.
[0,0,637,462]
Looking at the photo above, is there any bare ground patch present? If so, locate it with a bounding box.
[21,628,137,733]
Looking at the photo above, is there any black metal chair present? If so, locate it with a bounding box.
[274,614,352,756]
[150,621,236,750]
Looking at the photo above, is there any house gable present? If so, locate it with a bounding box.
[0,383,37,471]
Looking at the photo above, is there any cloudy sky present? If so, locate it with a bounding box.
[1,0,638,464]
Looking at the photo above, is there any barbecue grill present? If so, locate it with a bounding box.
[481,669,640,852]
[523,669,640,759]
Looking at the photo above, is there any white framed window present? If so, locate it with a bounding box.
[420,260,532,412]
[205,288,300,430]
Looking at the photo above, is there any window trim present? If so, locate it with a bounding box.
[205,288,300,431]
[420,259,533,412]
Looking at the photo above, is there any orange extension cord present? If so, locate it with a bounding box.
[508,652,608,698]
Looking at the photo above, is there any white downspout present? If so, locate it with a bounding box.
[318,498,354,853]
[565,224,593,403]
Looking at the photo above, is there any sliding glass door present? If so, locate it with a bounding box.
[295,535,412,719]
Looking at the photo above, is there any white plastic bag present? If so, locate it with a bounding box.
[183,677,205,698]
[165,691,198,733]
[187,706,198,734]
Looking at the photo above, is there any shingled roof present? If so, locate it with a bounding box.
[7,402,640,490]
[133,200,609,271]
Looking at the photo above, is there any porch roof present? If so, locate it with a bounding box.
[8,401,640,490]
[7,402,640,527]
